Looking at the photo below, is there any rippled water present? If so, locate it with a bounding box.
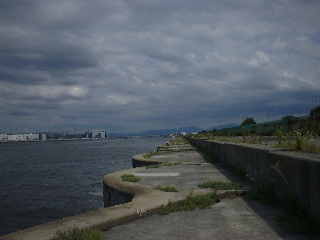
[0,137,170,236]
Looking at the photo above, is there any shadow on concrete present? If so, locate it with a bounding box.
[205,155,319,240]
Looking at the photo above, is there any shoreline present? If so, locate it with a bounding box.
[2,137,320,239]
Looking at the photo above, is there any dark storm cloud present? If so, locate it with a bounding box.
[0,0,320,133]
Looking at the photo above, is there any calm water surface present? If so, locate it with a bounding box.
[0,137,170,236]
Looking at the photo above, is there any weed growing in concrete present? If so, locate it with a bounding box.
[161,162,182,167]
[170,137,189,145]
[191,133,216,140]
[197,181,241,190]
[146,164,161,169]
[121,173,141,182]
[143,151,159,159]
[146,162,182,169]
[160,192,216,215]
[154,185,178,192]
[274,141,295,149]
[275,127,283,144]
[50,226,103,240]
[295,130,319,152]
[275,130,319,153]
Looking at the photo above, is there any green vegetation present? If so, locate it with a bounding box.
[281,115,298,123]
[162,162,182,166]
[241,117,256,126]
[276,127,283,144]
[50,227,103,240]
[191,132,216,140]
[170,137,189,145]
[154,185,178,192]
[275,130,319,153]
[146,164,161,169]
[197,181,241,190]
[143,151,159,159]
[160,192,216,215]
[294,130,319,153]
[121,173,141,182]
[190,105,320,138]
[275,141,295,149]
[146,162,182,169]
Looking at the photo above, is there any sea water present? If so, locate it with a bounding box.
[0,137,170,236]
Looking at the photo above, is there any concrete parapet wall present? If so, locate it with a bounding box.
[103,184,133,208]
[188,138,320,217]
[103,168,152,207]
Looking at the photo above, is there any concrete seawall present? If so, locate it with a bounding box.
[188,137,320,218]
[3,138,319,239]
[132,154,162,168]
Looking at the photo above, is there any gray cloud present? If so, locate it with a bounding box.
[0,0,320,133]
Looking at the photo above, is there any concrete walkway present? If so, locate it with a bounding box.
[103,141,317,240]
[2,140,318,240]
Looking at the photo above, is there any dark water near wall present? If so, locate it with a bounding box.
[0,137,170,236]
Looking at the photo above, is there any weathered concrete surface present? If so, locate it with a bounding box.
[102,142,318,240]
[3,140,319,240]
[104,197,289,240]
[189,137,320,218]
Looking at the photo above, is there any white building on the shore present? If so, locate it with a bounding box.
[0,133,46,141]
[90,130,107,139]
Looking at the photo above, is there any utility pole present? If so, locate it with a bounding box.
[312,94,315,132]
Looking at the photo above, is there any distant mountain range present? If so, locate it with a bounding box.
[108,123,238,138]
[108,126,203,138]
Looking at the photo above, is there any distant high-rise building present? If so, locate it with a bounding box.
[90,130,107,139]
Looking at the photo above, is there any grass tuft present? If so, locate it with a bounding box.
[162,162,182,167]
[170,137,189,145]
[143,151,159,159]
[50,226,103,240]
[146,164,161,169]
[160,192,216,215]
[154,185,178,192]
[197,180,241,190]
[146,162,182,169]
[121,173,141,182]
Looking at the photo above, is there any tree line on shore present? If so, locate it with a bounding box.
[209,105,320,136]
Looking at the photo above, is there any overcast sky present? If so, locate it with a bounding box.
[1,0,320,133]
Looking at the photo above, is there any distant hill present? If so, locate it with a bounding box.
[108,126,203,138]
[207,123,238,131]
